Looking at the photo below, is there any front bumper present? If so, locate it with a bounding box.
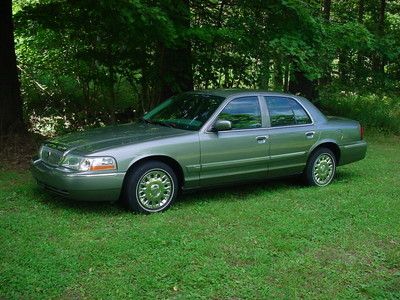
[31,159,125,202]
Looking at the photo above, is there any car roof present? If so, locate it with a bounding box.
[188,89,297,98]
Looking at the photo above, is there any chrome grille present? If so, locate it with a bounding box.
[40,145,64,166]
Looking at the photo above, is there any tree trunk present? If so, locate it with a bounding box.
[0,0,24,135]
[159,41,193,101]
[378,0,386,81]
[339,50,349,84]
[156,0,193,104]
[108,75,116,124]
[259,55,270,89]
[355,0,365,82]
[273,58,283,91]
[378,0,386,35]
[289,68,318,101]
[358,0,365,23]
[320,0,332,85]
[372,0,386,86]
[323,0,331,22]
[283,62,290,92]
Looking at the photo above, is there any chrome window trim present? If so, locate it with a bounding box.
[264,123,314,130]
[343,142,366,149]
[201,93,315,134]
[269,151,307,160]
[67,172,125,177]
[262,95,315,128]
[204,123,315,134]
[205,127,270,134]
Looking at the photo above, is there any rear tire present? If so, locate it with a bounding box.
[123,161,178,213]
[304,147,336,186]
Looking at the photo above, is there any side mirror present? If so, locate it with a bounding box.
[213,119,232,131]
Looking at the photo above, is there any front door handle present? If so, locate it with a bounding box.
[256,136,269,144]
[305,131,315,138]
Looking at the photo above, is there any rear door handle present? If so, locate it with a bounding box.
[256,136,269,144]
[305,131,315,138]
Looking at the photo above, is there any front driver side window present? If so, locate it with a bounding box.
[218,96,262,130]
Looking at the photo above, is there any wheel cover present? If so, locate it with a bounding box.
[313,153,335,186]
[136,169,174,210]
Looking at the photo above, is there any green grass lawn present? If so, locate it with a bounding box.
[1,133,399,299]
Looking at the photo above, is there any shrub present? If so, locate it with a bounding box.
[318,88,400,134]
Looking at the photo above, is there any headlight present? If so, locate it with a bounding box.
[61,154,117,172]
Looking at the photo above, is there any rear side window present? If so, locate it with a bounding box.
[219,96,262,130]
[264,96,312,127]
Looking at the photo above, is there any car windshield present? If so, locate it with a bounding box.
[143,93,226,131]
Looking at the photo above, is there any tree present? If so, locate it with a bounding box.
[372,0,386,85]
[323,0,331,21]
[10,0,400,133]
[0,0,24,135]
[152,0,193,106]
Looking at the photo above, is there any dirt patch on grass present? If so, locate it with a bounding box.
[314,246,360,266]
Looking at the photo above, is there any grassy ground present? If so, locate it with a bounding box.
[1,133,399,299]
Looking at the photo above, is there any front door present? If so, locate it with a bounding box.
[199,96,269,186]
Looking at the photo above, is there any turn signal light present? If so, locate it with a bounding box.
[90,164,116,171]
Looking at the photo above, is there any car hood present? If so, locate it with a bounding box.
[47,122,191,154]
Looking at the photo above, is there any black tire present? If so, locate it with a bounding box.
[123,161,178,213]
[304,147,336,187]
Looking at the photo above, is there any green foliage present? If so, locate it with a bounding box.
[329,22,375,51]
[319,86,400,134]
[14,0,189,127]
[1,133,400,298]
[11,0,400,134]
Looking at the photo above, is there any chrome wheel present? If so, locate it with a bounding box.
[136,169,174,211]
[312,153,335,186]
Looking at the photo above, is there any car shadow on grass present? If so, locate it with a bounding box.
[334,169,360,183]
[31,169,357,214]
[177,169,358,207]
[177,176,305,206]
[31,186,126,215]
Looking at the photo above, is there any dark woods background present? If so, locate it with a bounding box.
[1,0,400,137]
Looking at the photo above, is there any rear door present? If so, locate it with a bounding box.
[263,96,318,178]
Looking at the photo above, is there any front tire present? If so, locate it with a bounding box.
[123,161,178,213]
[305,147,336,186]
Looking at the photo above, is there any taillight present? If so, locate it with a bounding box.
[360,125,365,140]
